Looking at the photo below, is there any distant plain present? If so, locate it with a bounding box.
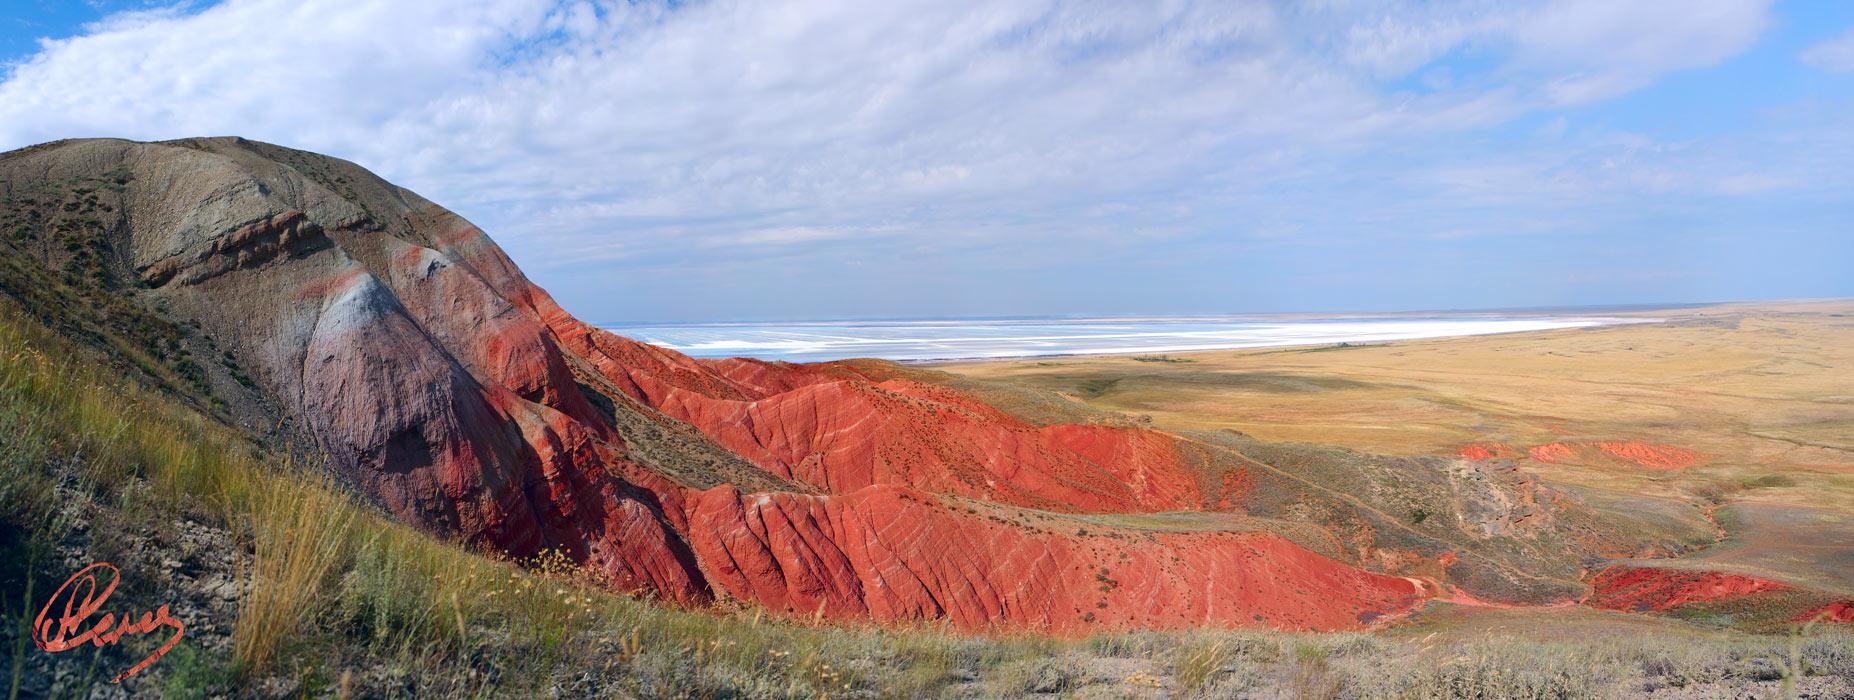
[939,299,1854,599]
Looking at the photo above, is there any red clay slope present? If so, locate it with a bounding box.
[426,214,1426,630]
[498,236,1206,513]
[1461,441,1702,470]
[1586,566,1789,612]
[682,485,1424,632]
[1528,441,1703,470]
[1586,565,1854,626]
[1459,442,1526,461]
[1804,601,1854,624]
[2,138,1464,632]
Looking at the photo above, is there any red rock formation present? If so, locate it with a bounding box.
[1800,601,1854,624]
[1585,566,1788,612]
[681,484,1425,632]
[333,188,1431,630]
[1459,442,1523,460]
[293,264,707,602]
[1591,441,1702,470]
[380,235,611,438]
[24,137,1713,634]
[643,376,1202,511]
[1522,441,1702,470]
[1526,442,1577,463]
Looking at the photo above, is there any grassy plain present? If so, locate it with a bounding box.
[942,299,1854,599]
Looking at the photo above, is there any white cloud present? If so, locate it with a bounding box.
[720,226,855,247]
[1801,27,1854,73]
[1515,0,1772,103]
[0,0,1829,319]
[1319,0,1773,105]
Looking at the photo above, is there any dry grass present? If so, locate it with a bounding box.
[1170,635,1260,697]
[0,299,329,676]
[1171,638,1227,692]
[945,303,1854,494]
[233,468,358,673]
[945,301,1854,593]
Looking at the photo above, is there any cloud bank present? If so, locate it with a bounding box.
[0,0,1846,320]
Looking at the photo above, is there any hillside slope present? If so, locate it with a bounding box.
[0,137,1697,632]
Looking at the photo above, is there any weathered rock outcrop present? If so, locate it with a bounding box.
[0,137,1700,632]
[679,484,1425,631]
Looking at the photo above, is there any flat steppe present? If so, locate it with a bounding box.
[940,299,1854,598]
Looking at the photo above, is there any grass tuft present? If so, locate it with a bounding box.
[233,468,358,674]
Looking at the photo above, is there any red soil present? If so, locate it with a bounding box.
[1523,441,1702,470]
[1800,601,1854,624]
[1459,442,1524,460]
[550,313,1208,514]
[1585,566,1789,612]
[679,484,1424,632]
[1526,443,1577,463]
[1591,441,1703,470]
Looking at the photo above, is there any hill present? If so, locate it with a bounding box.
[0,137,1848,697]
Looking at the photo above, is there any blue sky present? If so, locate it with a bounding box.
[1,0,1849,322]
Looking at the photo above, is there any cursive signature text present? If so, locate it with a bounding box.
[32,562,185,682]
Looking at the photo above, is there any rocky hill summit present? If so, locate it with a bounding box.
[0,137,1692,633]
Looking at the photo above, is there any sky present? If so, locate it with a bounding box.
[0,1,1849,323]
